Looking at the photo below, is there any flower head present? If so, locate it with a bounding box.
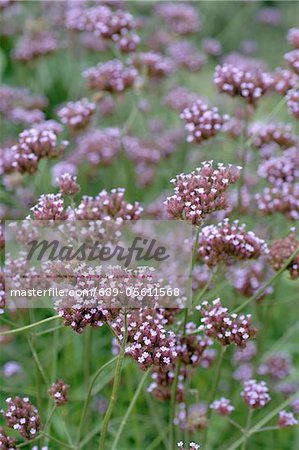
[0,426,16,450]
[278,410,298,428]
[58,173,80,196]
[180,99,228,144]
[214,63,273,105]
[57,98,96,131]
[48,379,70,406]
[2,396,42,440]
[156,3,201,35]
[241,379,270,409]
[286,88,299,119]
[165,161,241,225]
[210,397,234,416]
[197,219,268,267]
[197,298,257,348]
[83,60,137,93]
[285,49,299,74]
[269,229,299,279]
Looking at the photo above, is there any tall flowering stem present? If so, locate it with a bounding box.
[111,370,150,450]
[98,311,128,450]
[76,356,118,447]
[202,345,227,447]
[169,226,200,448]
[241,409,253,450]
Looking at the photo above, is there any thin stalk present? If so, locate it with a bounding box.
[233,246,299,313]
[241,409,253,450]
[111,370,150,450]
[169,226,201,448]
[253,426,279,434]
[76,355,118,446]
[202,346,227,447]
[227,417,244,432]
[0,315,60,336]
[98,311,128,450]
[42,432,75,450]
[226,392,299,450]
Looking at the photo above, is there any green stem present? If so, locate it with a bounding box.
[226,392,299,450]
[169,226,201,448]
[76,356,118,447]
[202,345,227,447]
[111,370,150,450]
[0,315,60,336]
[241,409,253,450]
[98,311,128,450]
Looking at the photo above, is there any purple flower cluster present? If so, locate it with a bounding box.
[57,173,80,196]
[112,309,178,371]
[167,41,206,72]
[258,147,299,187]
[163,86,198,112]
[197,219,268,267]
[165,161,241,225]
[269,229,299,279]
[241,379,270,409]
[180,99,228,144]
[65,4,136,42]
[286,88,299,119]
[0,84,47,124]
[131,52,175,78]
[72,128,121,167]
[255,183,299,221]
[11,126,68,174]
[258,353,293,380]
[214,63,273,105]
[228,261,273,300]
[59,307,119,334]
[48,379,70,406]
[284,49,299,74]
[198,298,257,348]
[83,59,137,93]
[278,410,298,428]
[31,193,67,220]
[287,28,299,49]
[210,397,235,416]
[202,37,222,56]
[75,188,143,221]
[12,32,57,62]
[249,122,298,149]
[272,68,298,95]
[57,98,96,131]
[155,3,201,35]
[1,396,42,440]
[0,427,16,450]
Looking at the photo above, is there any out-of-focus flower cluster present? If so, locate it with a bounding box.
[57,98,96,131]
[83,59,137,93]
[155,3,201,35]
[269,229,299,279]
[214,63,273,105]
[180,99,228,144]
